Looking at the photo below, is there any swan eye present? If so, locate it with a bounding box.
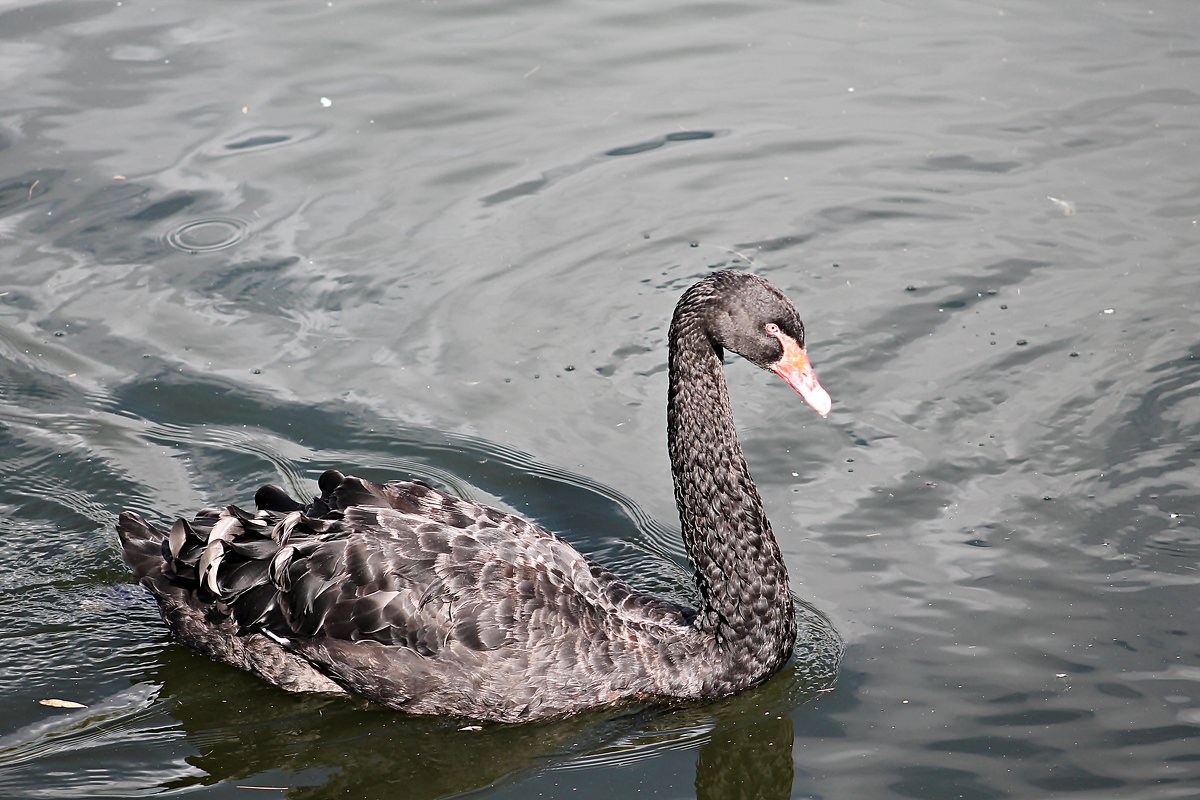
[765,322,781,335]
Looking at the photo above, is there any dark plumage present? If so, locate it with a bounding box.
[118,271,832,722]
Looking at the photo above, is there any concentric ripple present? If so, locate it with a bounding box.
[165,218,248,254]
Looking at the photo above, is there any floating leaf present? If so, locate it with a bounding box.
[38,698,87,709]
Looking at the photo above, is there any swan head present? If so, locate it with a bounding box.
[701,271,832,417]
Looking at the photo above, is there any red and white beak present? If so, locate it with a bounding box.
[768,331,831,417]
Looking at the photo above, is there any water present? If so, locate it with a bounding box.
[1,0,1198,796]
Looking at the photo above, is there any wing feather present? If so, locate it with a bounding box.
[130,470,698,717]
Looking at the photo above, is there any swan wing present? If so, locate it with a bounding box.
[127,475,695,717]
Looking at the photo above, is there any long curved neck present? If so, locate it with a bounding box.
[667,305,797,688]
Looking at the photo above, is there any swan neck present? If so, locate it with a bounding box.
[666,309,796,684]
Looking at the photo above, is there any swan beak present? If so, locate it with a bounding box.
[770,339,832,418]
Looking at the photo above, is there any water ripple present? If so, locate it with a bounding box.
[164,217,248,253]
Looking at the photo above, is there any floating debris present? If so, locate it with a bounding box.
[38,699,87,709]
[1047,196,1076,216]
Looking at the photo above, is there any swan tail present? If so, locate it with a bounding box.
[117,510,202,623]
[117,508,348,695]
[117,511,168,584]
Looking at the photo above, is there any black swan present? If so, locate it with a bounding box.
[118,271,832,722]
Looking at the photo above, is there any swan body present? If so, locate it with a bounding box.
[118,271,831,722]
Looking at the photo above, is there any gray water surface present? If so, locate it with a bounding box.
[1,0,1199,798]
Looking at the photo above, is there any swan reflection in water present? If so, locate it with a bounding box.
[136,609,839,800]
